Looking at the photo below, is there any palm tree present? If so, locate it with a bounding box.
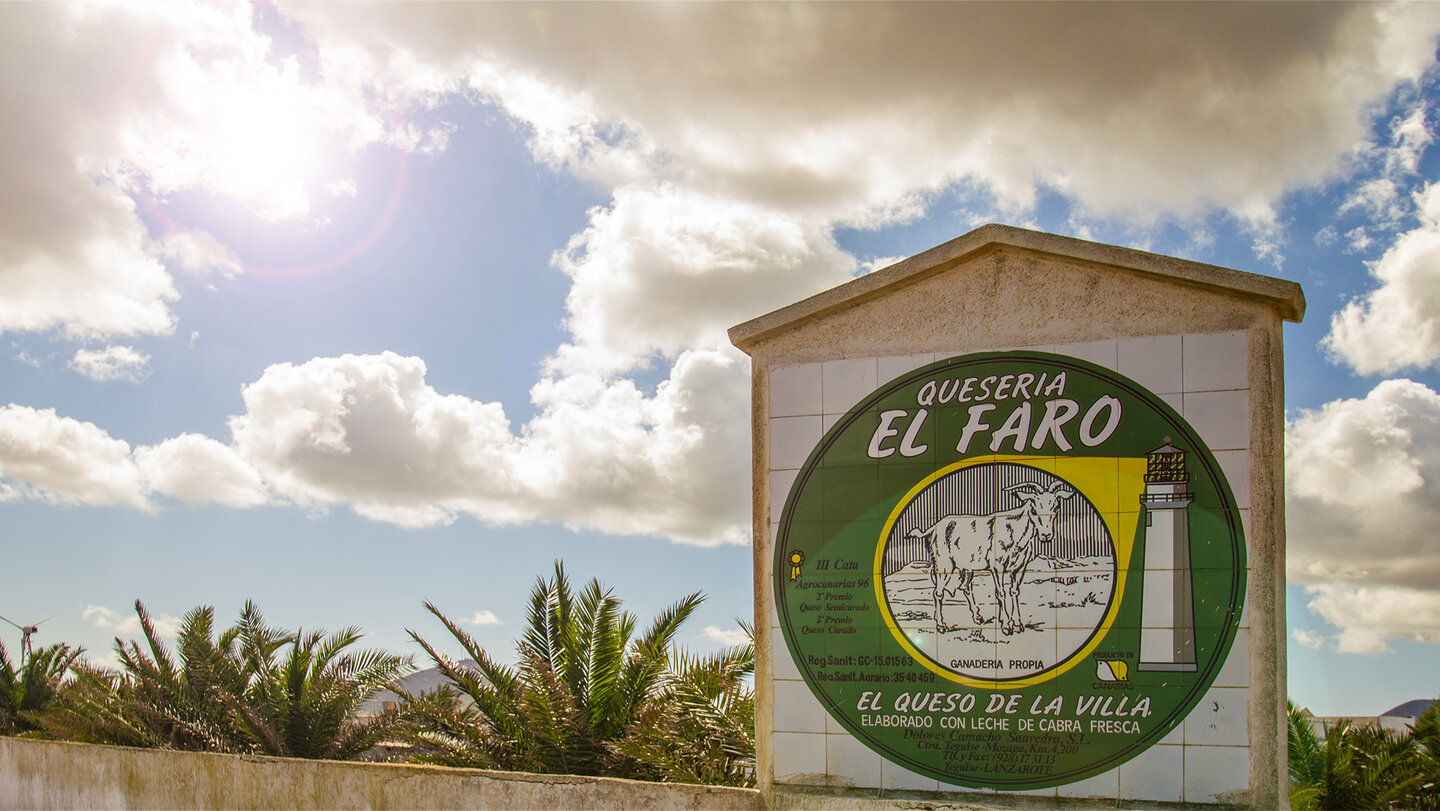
[1289,701,1325,809]
[230,602,411,760]
[40,600,409,760]
[1324,722,1425,809]
[1411,701,1440,810]
[404,561,753,784]
[0,640,83,736]
[41,601,253,751]
[609,625,755,786]
[1289,699,1432,810]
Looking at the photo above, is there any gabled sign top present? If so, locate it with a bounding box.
[729,223,1306,351]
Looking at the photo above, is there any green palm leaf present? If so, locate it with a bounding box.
[405,562,752,785]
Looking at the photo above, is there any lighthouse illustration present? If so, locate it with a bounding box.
[1138,438,1198,672]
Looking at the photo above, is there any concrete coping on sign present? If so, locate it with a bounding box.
[728,223,1306,350]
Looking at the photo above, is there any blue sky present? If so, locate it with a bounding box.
[3,2,1440,718]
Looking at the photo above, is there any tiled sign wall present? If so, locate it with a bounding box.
[763,332,1252,803]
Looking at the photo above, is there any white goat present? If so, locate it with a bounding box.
[907,480,1073,635]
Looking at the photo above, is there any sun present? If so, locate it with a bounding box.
[201,79,327,221]
[133,38,336,223]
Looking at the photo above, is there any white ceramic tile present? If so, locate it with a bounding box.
[1141,628,1178,660]
[1212,450,1251,509]
[774,679,829,733]
[1118,742,1183,802]
[770,364,822,417]
[1214,628,1250,688]
[879,354,937,385]
[1056,765,1118,799]
[1183,686,1250,747]
[1183,331,1249,392]
[769,468,799,525]
[772,636,802,681]
[827,733,883,788]
[1118,335,1183,394]
[1160,722,1185,745]
[880,760,938,792]
[1184,744,1250,803]
[1183,389,1250,450]
[1140,561,1175,593]
[1057,340,1118,370]
[769,415,823,470]
[773,731,828,784]
[822,358,878,416]
[1159,392,1183,414]
[823,413,843,434]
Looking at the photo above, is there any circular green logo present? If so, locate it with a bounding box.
[775,352,1244,789]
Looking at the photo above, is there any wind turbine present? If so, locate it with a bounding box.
[0,613,58,661]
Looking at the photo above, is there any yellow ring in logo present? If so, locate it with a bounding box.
[873,454,1145,689]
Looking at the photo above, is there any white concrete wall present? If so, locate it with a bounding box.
[0,737,761,810]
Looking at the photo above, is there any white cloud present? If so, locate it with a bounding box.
[326,178,358,197]
[0,4,208,339]
[0,177,179,339]
[0,405,150,510]
[160,230,244,281]
[293,3,1440,223]
[1300,584,1440,654]
[0,408,269,512]
[69,346,151,383]
[519,348,751,545]
[83,605,182,640]
[226,350,750,545]
[1292,629,1328,651]
[1339,178,1408,229]
[228,352,522,528]
[284,1,1440,383]
[1346,226,1374,254]
[462,611,502,627]
[1336,103,1434,230]
[700,625,750,647]
[8,350,742,541]
[858,256,906,275]
[549,185,855,374]
[1326,185,1440,373]
[1287,379,1440,649]
[135,434,269,508]
[1386,103,1434,177]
